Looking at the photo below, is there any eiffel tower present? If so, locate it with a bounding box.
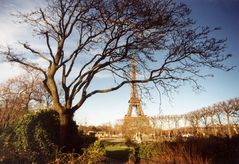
[123,57,150,136]
[125,58,145,117]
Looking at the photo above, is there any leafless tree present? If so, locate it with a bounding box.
[206,106,217,136]
[213,104,223,127]
[1,0,232,147]
[219,99,239,138]
[229,98,239,123]
[0,71,50,128]
[199,108,208,128]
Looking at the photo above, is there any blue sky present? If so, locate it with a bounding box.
[0,0,238,125]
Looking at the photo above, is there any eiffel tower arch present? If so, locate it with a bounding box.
[123,57,151,137]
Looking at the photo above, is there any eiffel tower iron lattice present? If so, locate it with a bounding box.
[125,58,145,117]
[123,57,151,137]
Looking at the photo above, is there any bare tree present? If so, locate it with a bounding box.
[206,106,217,136]
[213,104,223,129]
[229,98,239,123]
[0,71,50,128]
[1,0,232,147]
[199,108,208,128]
[219,99,238,138]
[186,111,201,136]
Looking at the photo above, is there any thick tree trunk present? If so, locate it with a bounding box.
[59,111,77,151]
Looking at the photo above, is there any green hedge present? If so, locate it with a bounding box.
[0,110,59,163]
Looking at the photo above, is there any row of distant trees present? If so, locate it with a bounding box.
[77,98,239,139]
[150,98,239,138]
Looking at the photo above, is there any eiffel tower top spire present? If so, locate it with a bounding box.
[125,57,145,117]
[131,57,138,99]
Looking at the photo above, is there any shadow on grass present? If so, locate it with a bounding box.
[105,146,131,163]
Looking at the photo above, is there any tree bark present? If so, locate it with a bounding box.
[59,111,77,151]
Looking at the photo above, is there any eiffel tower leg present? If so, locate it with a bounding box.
[136,104,144,116]
[127,104,133,116]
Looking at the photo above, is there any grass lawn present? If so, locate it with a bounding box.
[105,144,132,162]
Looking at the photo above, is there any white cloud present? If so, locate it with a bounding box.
[0,62,24,83]
[0,0,46,47]
[0,17,23,46]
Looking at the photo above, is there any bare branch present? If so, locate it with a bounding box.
[21,42,51,62]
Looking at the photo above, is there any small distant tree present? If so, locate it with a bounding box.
[219,100,235,138]
[207,106,217,136]
[1,0,232,148]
